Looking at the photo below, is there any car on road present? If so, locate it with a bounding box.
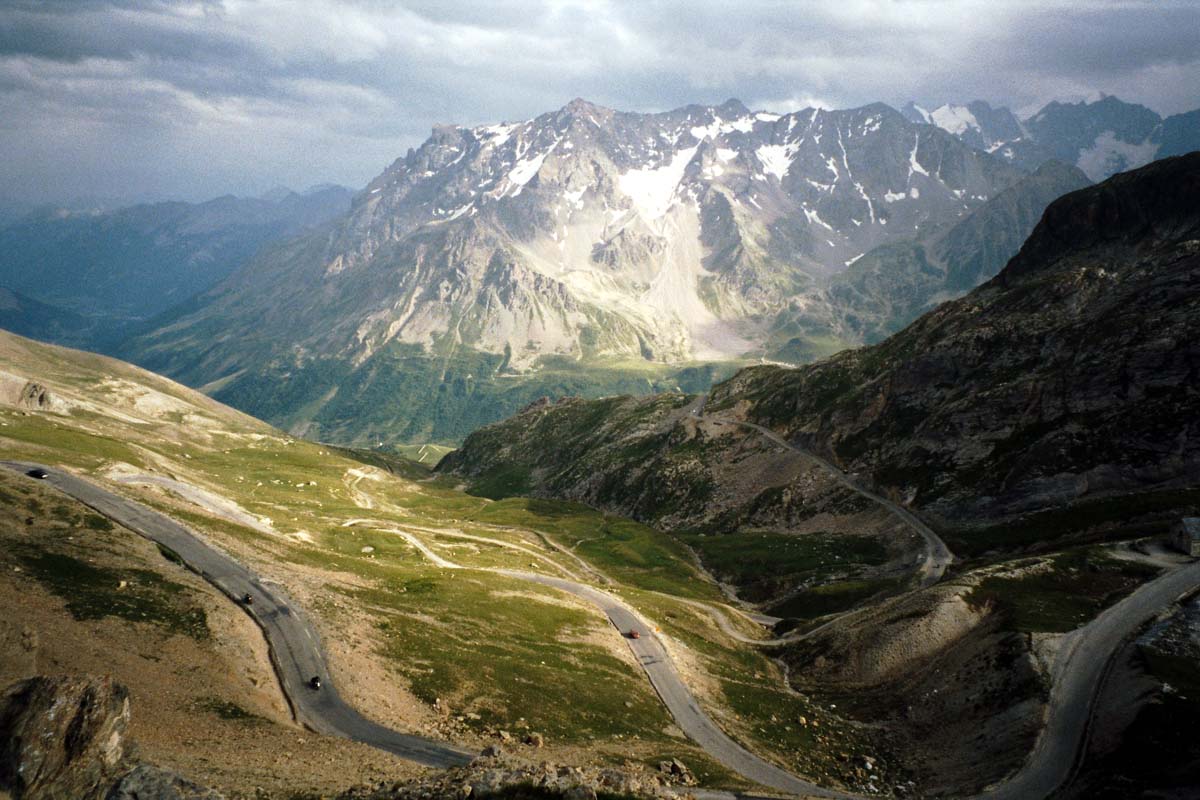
[309,676,322,690]
[628,630,641,639]
[242,593,253,605]
[26,468,49,479]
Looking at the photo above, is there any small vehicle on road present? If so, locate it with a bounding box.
[309,676,322,690]
[242,593,253,605]
[26,468,49,479]
[628,630,641,639]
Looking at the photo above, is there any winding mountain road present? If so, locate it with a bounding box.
[689,395,954,586]
[504,571,848,798]
[970,556,1200,800]
[11,460,1200,800]
[2,462,472,769]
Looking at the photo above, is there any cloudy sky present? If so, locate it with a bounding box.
[2,0,1198,206]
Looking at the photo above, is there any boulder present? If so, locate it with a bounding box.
[0,675,130,800]
[0,677,223,800]
[105,765,224,800]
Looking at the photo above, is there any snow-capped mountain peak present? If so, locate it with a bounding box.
[905,94,1200,182]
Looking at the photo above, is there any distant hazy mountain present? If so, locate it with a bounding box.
[901,100,1025,155]
[0,185,353,328]
[123,97,1072,445]
[1151,108,1200,159]
[907,95,1199,182]
[0,287,102,350]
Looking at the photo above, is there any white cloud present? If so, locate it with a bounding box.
[0,0,1196,204]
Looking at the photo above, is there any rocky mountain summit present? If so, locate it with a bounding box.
[715,151,1200,541]
[442,152,1200,556]
[121,96,1090,444]
[906,95,1200,182]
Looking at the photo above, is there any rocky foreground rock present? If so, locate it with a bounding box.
[0,677,680,800]
[0,676,220,800]
[333,749,694,800]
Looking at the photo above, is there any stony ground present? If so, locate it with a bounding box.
[0,470,430,798]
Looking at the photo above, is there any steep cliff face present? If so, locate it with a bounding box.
[813,160,1091,346]
[443,153,1200,555]
[712,152,1200,548]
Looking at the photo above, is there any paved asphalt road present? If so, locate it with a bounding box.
[12,460,1200,799]
[688,395,953,586]
[2,461,472,769]
[970,555,1200,800]
[503,571,850,799]
[736,420,954,587]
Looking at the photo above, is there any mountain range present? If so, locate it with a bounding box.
[441,151,1200,559]
[118,95,1112,445]
[1,93,1195,447]
[903,95,1200,181]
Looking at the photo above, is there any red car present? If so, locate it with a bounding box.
[628,630,641,640]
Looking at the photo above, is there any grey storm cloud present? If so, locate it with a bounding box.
[0,0,1197,206]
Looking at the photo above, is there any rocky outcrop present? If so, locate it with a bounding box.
[105,765,223,800]
[0,371,55,411]
[335,750,689,799]
[0,676,130,799]
[0,676,222,800]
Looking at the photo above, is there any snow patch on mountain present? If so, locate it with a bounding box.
[756,143,796,180]
[618,145,700,221]
[909,138,929,177]
[906,103,932,124]
[1075,131,1159,182]
[930,104,980,136]
[691,115,756,140]
[803,206,834,231]
[480,123,519,148]
[508,145,554,194]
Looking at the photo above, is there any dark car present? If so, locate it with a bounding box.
[242,593,254,605]
[309,676,322,690]
[26,468,48,479]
